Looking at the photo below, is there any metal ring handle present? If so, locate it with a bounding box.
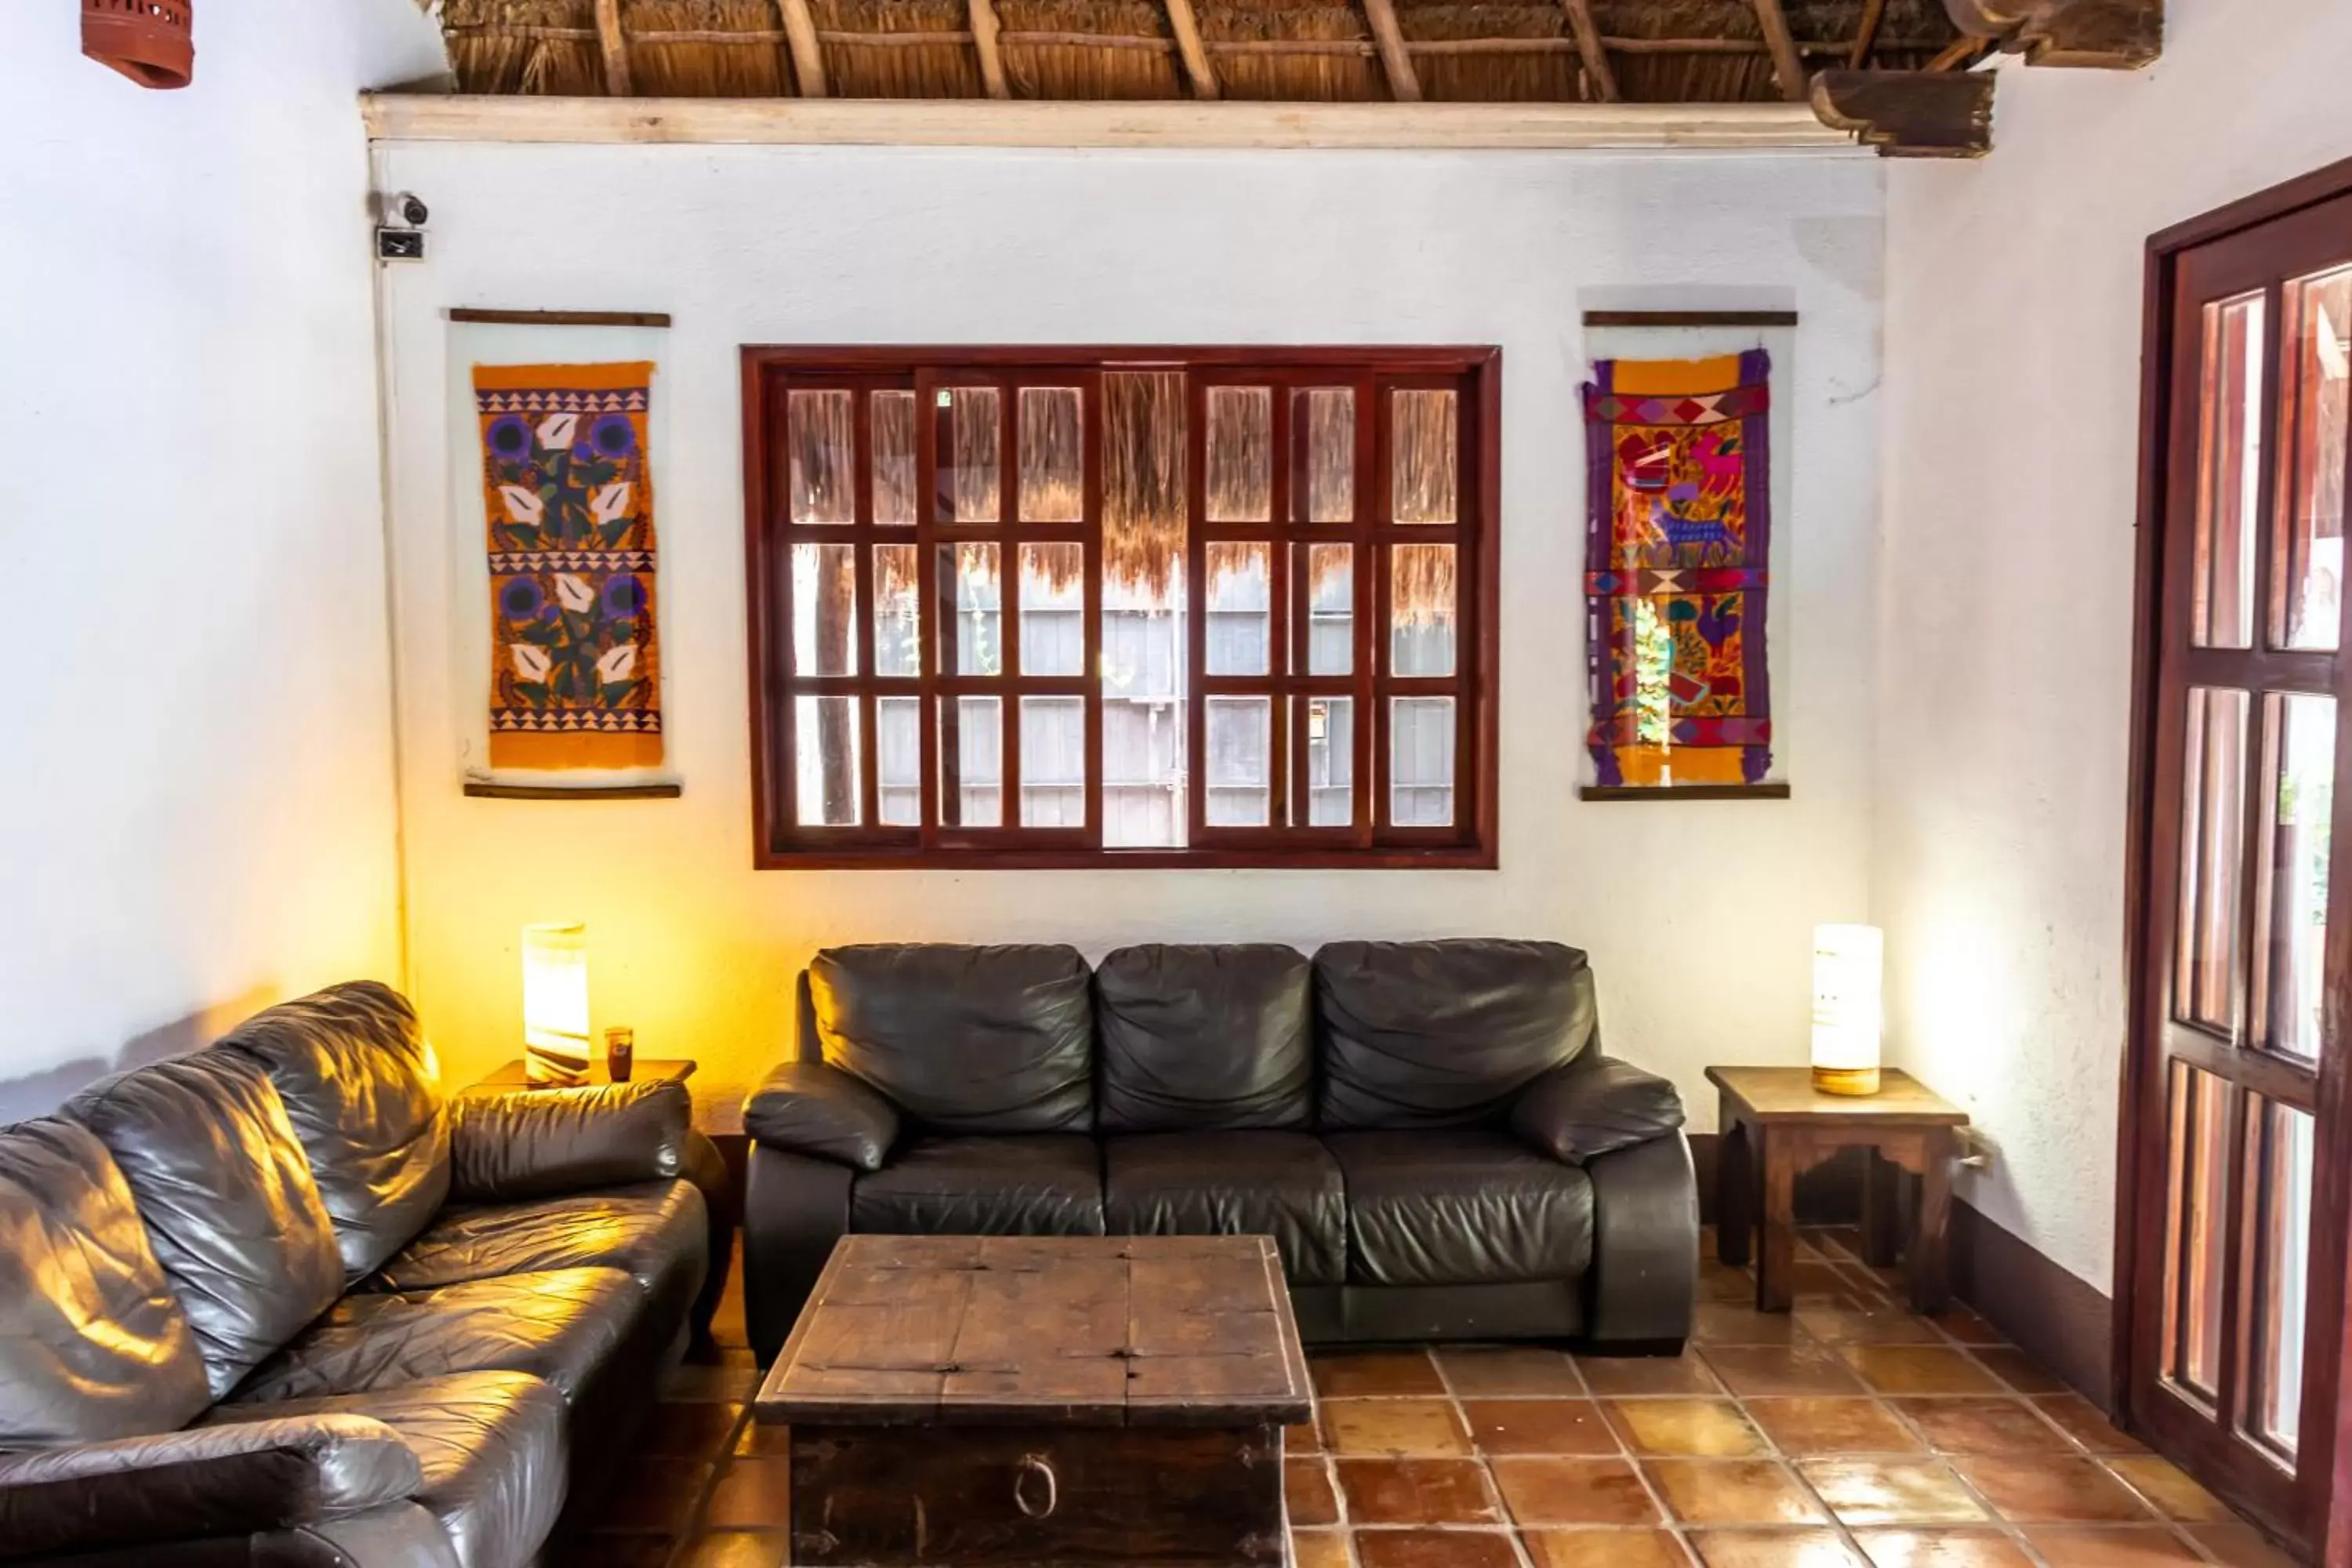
[1013,1454,1058,1519]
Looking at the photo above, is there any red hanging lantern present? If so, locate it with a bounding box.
[82,0,194,90]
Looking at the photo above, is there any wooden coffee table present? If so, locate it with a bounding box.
[754,1233,1312,1566]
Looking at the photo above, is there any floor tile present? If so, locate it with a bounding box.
[1609,1399,1769,1457]
[1745,1398,1922,1455]
[1578,1352,1726,1396]
[2105,1455,2237,1522]
[1325,1399,1473,1457]
[1702,1345,1869,1398]
[1851,1527,2034,1566]
[1969,1347,2069,1396]
[1889,1397,2073,1455]
[1798,1458,1988,1526]
[641,1401,746,1456]
[678,1532,788,1568]
[1798,1300,1943,1346]
[597,1457,713,1534]
[732,1418,789,1457]
[1952,1456,2154,1523]
[1696,1302,1812,1346]
[1461,1398,1619,1455]
[2030,1394,2147,1454]
[1315,1351,1449,1398]
[1437,1345,1584,1396]
[662,1363,758,1402]
[568,1537,679,1568]
[1335,1458,1502,1526]
[1290,1419,1327,1455]
[1486,1457,1661,1526]
[1934,1306,2007,1346]
[2184,1522,2302,1566]
[1290,1457,1342,1526]
[1526,1528,1694,1567]
[1350,1528,1520,1568]
[702,1454,790,1530]
[1293,1530,1354,1568]
[1842,1347,2002,1397]
[1687,1527,1867,1566]
[1644,1459,1826,1526]
[2016,1526,2204,1564]
[1700,1261,1764,1303]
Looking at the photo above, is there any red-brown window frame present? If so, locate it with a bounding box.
[741,345,1501,869]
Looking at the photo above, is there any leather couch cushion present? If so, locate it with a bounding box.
[1102,1131,1344,1285]
[1323,1128,1595,1287]
[223,981,452,1283]
[851,1135,1105,1236]
[210,1372,564,1568]
[1095,946,1313,1132]
[1315,940,1599,1130]
[230,1266,640,1409]
[0,1117,212,1444]
[812,945,1094,1134]
[365,1181,706,1308]
[70,1050,346,1399]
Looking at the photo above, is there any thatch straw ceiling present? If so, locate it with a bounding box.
[434,0,1969,104]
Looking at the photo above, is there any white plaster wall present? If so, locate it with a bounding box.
[0,2,444,1116]
[1876,0,2352,1291]
[373,141,1888,1125]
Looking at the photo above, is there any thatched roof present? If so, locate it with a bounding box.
[434,0,1966,103]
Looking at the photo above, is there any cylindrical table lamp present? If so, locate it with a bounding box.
[1811,923,1883,1097]
[523,923,591,1086]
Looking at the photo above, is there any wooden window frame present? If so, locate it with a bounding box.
[742,346,1501,869]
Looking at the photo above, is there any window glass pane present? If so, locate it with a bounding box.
[790,542,858,676]
[2245,1097,2314,1457]
[1301,543,1353,675]
[872,390,916,526]
[1206,695,1271,827]
[2162,1060,2230,1400]
[1391,695,1455,826]
[939,543,1002,677]
[1391,543,1457,677]
[793,694,862,826]
[2256,694,2333,1061]
[1392,388,1458,524]
[2278,267,2348,649]
[873,544,919,677]
[876,695,920,826]
[1021,696,1087,827]
[1306,695,1354,827]
[1207,387,1272,523]
[1019,543,1084,677]
[1102,371,1188,848]
[1019,387,1083,523]
[2194,295,2263,648]
[940,386,1000,524]
[788,389,855,525]
[1206,542,1271,677]
[2175,687,2249,1031]
[939,695,1001,828]
[1291,388,1354,523]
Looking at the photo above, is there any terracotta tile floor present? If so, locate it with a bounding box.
[575,1227,2299,1566]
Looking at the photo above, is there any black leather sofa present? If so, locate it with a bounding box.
[0,982,709,1568]
[741,939,1697,1362]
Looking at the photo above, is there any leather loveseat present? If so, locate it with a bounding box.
[0,982,708,1568]
[740,939,1696,1362]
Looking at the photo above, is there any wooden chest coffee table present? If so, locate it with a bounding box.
[754,1233,1312,1567]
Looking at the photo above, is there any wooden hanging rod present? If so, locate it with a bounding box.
[1583,309,1799,327]
[448,307,673,328]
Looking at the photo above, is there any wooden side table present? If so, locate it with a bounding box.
[462,1058,697,1094]
[1704,1065,1968,1315]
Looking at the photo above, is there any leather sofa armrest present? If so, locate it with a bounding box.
[0,1414,423,1561]
[1510,1055,1686,1165]
[742,1061,901,1172]
[448,1079,690,1202]
[1583,1129,1700,1351]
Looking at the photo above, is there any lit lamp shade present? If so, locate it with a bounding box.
[522,924,591,1086]
[1810,924,1882,1097]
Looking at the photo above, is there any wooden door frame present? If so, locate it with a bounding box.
[2119,152,2352,1559]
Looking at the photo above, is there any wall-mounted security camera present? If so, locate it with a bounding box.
[376,191,430,263]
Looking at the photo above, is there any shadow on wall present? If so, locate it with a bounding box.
[0,984,280,1124]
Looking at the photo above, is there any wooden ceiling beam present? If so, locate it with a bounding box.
[968,0,1011,98]
[1748,0,1811,101]
[1847,0,1889,67]
[1942,0,2160,67]
[593,0,633,96]
[1811,67,1994,156]
[1560,0,1620,103]
[1165,0,1221,100]
[775,0,829,96]
[1360,0,1424,103]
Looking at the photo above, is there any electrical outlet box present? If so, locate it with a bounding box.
[377,227,426,263]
